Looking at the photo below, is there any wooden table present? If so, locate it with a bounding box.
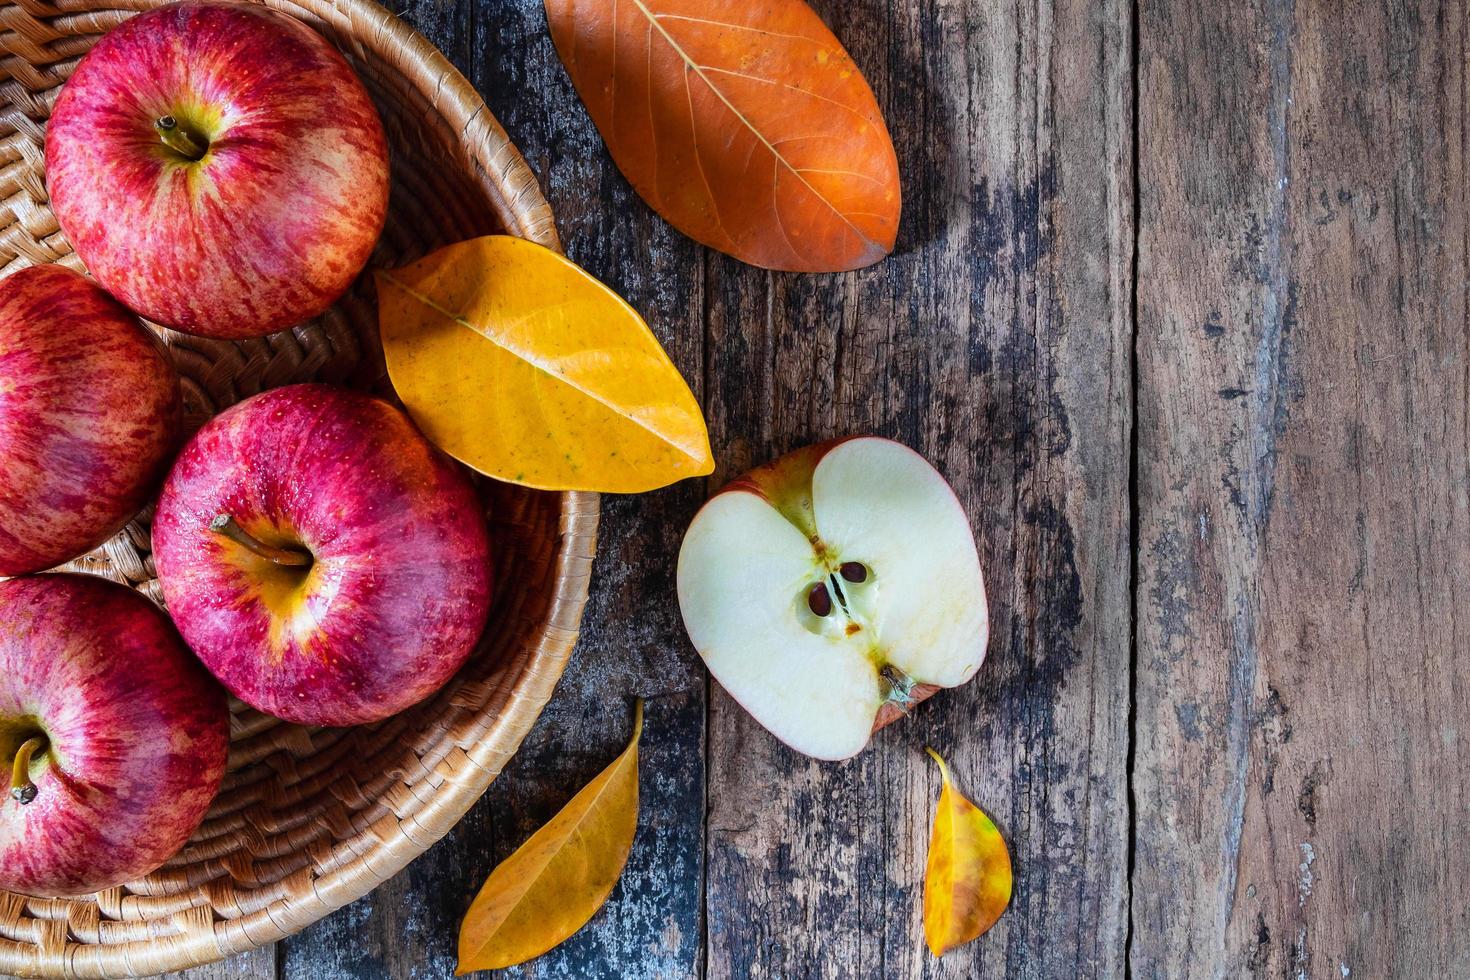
[173,0,1469,976]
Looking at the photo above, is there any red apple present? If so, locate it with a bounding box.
[678,437,989,760]
[0,264,181,576]
[45,0,390,340]
[152,384,493,726]
[0,573,229,898]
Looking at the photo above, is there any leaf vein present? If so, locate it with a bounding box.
[652,13,820,45]
[769,156,803,262]
[685,59,735,249]
[695,64,878,127]
[628,0,884,250]
[795,167,887,186]
[378,272,707,464]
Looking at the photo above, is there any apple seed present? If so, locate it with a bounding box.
[840,561,868,583]
[807,581,833,617]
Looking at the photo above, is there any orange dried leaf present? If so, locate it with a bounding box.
[544,0,901,272]
[456,701,644,973]
[376,236,713,493]
[923,747,1012,956]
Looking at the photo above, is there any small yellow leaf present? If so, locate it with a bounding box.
[923,747,1012,957]
[456,701,644,973]
[377,237,713,493]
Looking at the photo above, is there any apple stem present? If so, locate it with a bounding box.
[156,115,208,161]
[210,515,312,568]
[10,736,45,805]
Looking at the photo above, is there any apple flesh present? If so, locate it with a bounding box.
[45,0,390,339]
[677,437,988,760]
[0,265,181,575]
[152,384,493,726]
[0,573,229,898]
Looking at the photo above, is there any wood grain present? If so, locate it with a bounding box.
[163,947,274,980]
[1133,0,1470,976]
[700,0,1134,976]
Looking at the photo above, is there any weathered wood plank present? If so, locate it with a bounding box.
[164,946,275,980]
[701,0,1134,976]
[1133,0,1470,975]
[280,1,708,977]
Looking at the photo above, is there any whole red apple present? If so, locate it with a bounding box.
[0,264,181,576]
[0,573,229,898]
[152,384,493,726]
[678,437,988,760]
[45,0,390,339]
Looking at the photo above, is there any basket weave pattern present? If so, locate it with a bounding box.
[0,0,598,975]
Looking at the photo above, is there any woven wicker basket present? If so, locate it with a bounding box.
[0,0,598,975]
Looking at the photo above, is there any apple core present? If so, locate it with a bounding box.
[797,556,921,710]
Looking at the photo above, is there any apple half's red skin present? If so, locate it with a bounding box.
[0,265,181,575]
[152,384,493,726]
[0,574,229,898]
[45,1,390,339]
[722,438,940,733]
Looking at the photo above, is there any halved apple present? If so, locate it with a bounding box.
[677,437,988,760]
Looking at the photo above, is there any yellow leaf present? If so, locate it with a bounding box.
[456,701,644,973]
[923,747,1012,956]
[376,237,713,493]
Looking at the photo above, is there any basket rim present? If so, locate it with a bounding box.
[0,0,597,975]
